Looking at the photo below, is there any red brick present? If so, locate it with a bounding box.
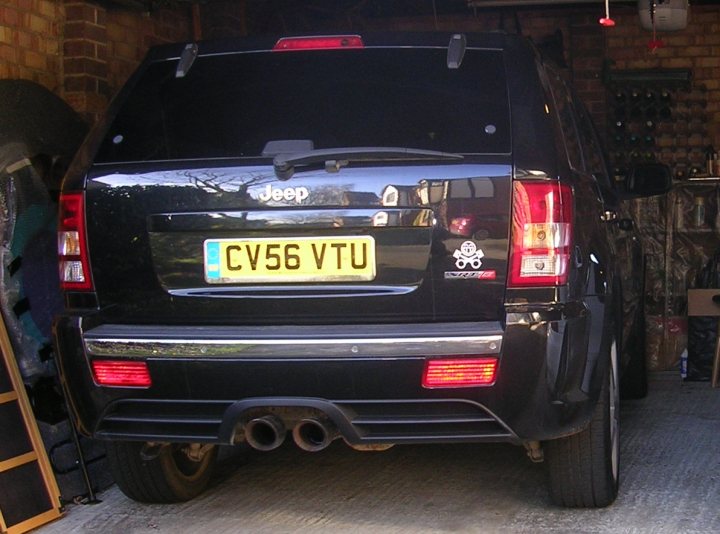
[113,41,135,60]
[46,54,60,73]
[96,42,107,60]
[696,35,720,46]
[691,10,720,23]
[0,26,11,44]
[46,37,59,55]
[63,21,84,39]
[663,35,692,47]
[2,8,20,26]
[65,4,96,23]
[37,0,56,18]
[106,23,126,42]
[680,46,712,58]
[0,42,17,61]
[22,49,46,69]
[16,30,33,48]
[64,57,105,77]
[64,20,105,42]
[659,58,693,69]
[111,11,137,28]
[64,74,96,92]
[695,57,720,68]
[85,23,105,43]
[64,39,94,57]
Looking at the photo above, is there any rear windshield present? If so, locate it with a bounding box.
[95,47,511,163]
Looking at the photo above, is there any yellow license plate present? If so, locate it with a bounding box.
[204,236,376,283]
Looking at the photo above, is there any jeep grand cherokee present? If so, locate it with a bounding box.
[54,32,670,507]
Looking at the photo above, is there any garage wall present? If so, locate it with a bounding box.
[0,0,63,92]
[0,0,192,123]
[105,7,191,104]
[352,5,720,154]
[606,8,720,167]
[2,2,718,143]
[63,1,191,122]
[197,3,720,153]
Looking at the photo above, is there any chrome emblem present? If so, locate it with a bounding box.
[258,184,309,204]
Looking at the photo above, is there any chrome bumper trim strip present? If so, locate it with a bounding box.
[84,335,503,359]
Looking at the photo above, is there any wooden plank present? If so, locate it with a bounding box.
[5,509,62,534]
[0,452,36,473]
[687,288,720,317]
[0,392,17,405]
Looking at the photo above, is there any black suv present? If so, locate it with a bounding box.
[54,32,669,507]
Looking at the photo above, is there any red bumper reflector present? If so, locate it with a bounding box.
[422,358,498,388]
[273,35,364,51]
[91,360,152,388]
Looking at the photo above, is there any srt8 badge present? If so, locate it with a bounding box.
[444,241,496,280]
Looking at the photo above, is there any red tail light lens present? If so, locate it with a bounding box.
[273,35,364,51]
[508,181,573,287]
[422,358,498,388]
[58,192,93,290]
[91,360,152,388]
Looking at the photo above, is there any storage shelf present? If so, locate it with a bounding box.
[675,228,717,234]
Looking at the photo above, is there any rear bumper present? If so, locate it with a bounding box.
[54,310,601,446]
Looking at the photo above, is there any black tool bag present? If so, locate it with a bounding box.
[687,250,720,381]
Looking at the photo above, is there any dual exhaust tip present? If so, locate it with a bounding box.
[244,414,338,453]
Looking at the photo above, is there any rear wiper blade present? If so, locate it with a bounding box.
[273,147,464,180]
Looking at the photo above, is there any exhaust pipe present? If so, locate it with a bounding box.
[292,417,339,452]
[244,415,286,451]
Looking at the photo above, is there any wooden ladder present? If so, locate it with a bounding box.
[0,316,62,534]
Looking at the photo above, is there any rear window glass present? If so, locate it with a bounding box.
[95,48,511,163]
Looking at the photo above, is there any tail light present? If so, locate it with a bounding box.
[508,180,573,287]
[273,35,364,51]
[58,192,93,290]
[422,358,498,388]
[91,360,152,388]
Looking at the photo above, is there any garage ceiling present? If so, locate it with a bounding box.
[100,0,627,11]
[98,0,716,14]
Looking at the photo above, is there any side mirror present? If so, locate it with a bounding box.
[624,163,672,198]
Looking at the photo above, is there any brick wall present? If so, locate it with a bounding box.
[201,3,720,153]
[605,6,720,163]
[63,1,109,122]
[3,1,719,135]
[63,1,192,123]
[106,7,190,98]
[0,0,191,123]
[0,0,63,92]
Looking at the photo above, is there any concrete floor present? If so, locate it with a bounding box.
[37,373,720,533]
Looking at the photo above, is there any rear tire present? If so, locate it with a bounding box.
[545,340,620,507]
[105,441,217,503]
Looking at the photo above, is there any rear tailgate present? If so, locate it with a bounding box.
[85,161,511,324]
[81,37,513,325]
